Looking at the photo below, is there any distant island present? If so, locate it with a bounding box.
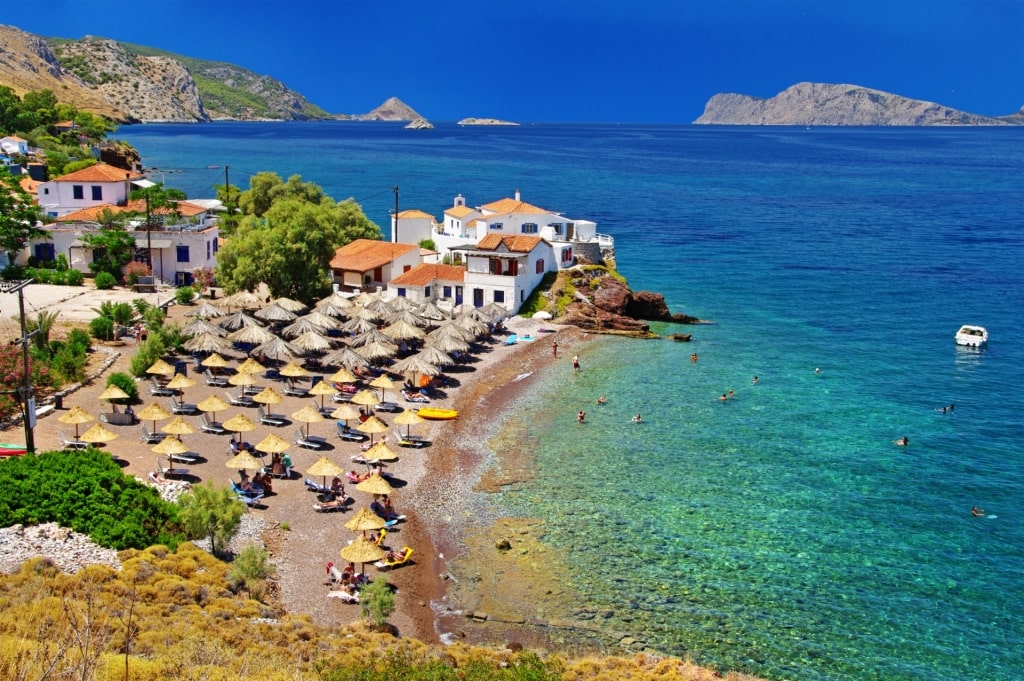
[695,82,1024,126]
[458,118,519,126]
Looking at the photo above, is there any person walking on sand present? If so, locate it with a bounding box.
[572,354,580,371]
[552,340,558,357]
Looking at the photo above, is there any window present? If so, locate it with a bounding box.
[562,248,573,262]
[489,259,500,275]
[34,243,55,262]
[206,241,211,259]
[92,247,107,263]
[176,245,190,263]
[424,286,431,298]
[91,186,102,200]
[491,222,503,230]
[493,290,505,303]
[373,266,383,281]
[536,259,545,274]
[508,260,518,276]
[213,239,219,253]
[72,185,84,200]
[403,265,411,273]
[521,223,537,234]
[43,187,49,195]
[397,288,406,298]
[442,286,452,298]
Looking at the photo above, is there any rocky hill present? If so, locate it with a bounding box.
[695,82,1022,126]
[349,96,424,121]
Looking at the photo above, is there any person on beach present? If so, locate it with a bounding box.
[551,340,558,357]
[572,354,580,371]
[577,410,586,423]
[971,506,986,517]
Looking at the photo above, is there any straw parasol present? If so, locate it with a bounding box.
[255,432,291,455]
[229,372,259,389]
[78,422,117,445]
[355,473,394,496]
[269,297,307,313]
[98,385,130,412]
[137,402,172,431]
[345,506,388,535]
[191,300,226,318]
[291,330,333,353]
[228,324,276,346]
[279,362,311,379]
[183,332,231,354]
[309,379,338,410]
[362,441,398,463]
[59,405,94,438]
[340,315,379,335]
[382,318,425,341]
[219,310,262,331]
[369,374,396,402]
[197,394,230,422]
[201,352,230,369]
[223,413,257,444]
[394,408,426,437]
[328,367,358,384]
[306,455,346,489]
[413,345,454,367]
[225,450,263,471]
[146,359,176,377]
[281,317,327,338]
[321,345,369,370]
[301,310,339,330]
[339,535,385,576]
[161,416,196,437]
[221,290,263,310]
[390,354,441,379]
[425,332,470,355]
[456,314,490,337]
[152,436,189,456]
[356,340,399,362]
[292,403,324,437]
[255,302,298,323]
[165,373,196,406]
[356,414,388,445]
[252,386,284,406]
[351,328,393,348]
[252,335,297,361]
[417,301,448,322]
[236,357,266,375]
[315,300,348,318]
[350,389,380,410]
[331,403,361,427]
[181,318,227,338]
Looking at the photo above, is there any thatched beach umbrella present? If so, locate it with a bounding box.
[350,389,380,410]
[236,357,265,375]
[78,422,117,445]
[340,316,377,335]
[292,404,324,438]
[387,309,428,328]
[362,441,398,463]
[229,372,259,391]
[302,310,339,330]
[345,506,387,535]
[331,403,361,428]
[161,416,196,437]
[309,379,338,411]
[183,332,231,354]
[356,340,399,363]
[279,362,310,390]
[269,297,307,313]
[181,318,227,338]
[225,450,263,471]
[197,395,230,423]
[356,414,388,446]
[394,408,426,437]
[456,313,490,336]
[219,310,262,331]
[415,345,454,367]
[255,432,291,455]
[321,345,369,371]
[191,300,226,318]
[221,290,263,311]
[165,373,195,407]
[364,298,394,317]
[382,318,425,342]
[369,374,396,402]
[328,367,358,384]
[480,301,509,322]
[390,354,441,378]
[146,359,176,377]
[281,317,326,338]
[137,402,172,432]
[252,335,297,362]
[201,353,230,370]
[291,330,333,354]
[228,324,275,346]
[351,328,394,348]
[416,301,448,322]
[355,473,394,496]
[306,455,346,490]
[252,386,284,406]
[255,302,298,323]
[223,413,257,445]
[98,385,130,411]
[315,300,348,319]
[59,405,94,439]
[425,332,470,355]
[152,435,188,456]
[339,535,385,577]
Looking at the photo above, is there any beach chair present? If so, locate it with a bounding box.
[140,425,167,444]
[60,430,88,450]
[327,589,360,604]
[230,480,264,506]
[373,547,414,570]
[155,457,189,479]
[305,478,331,494]
[257,405,286,427]
[313,494,349,512]
[225,390,255,408]
[168,399,198,415]
[394,429,429,448]
[336,423,368,442]
[284,384,309,397]
[149,378,174,396]
[204,370,228,387]
[294,428,329,450]
[200,413,227,434]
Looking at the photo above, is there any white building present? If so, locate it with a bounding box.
[0,136,29,155]
[329,239,421,293]
[35,163,146,218]
[449,234,553,311]
[388,263,467,307]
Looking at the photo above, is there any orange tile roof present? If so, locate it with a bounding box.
[56,204,121,222]
[3,135,27,142]
[444,205,476,218]
[475,234,545,253]
[479,196,551,215]
[329,239,418,271]
[123,199,207,217]
[54,163,141,183]
[390,263,466,287]
[18,176,42,195]
[397,209,434,219]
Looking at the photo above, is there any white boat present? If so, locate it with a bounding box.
[955,325,988,347]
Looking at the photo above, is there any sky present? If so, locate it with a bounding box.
[3,0,1023,123]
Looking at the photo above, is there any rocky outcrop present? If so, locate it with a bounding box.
[405,117,435,129]
[353,96,424,121]
[695,82,1019,126]
[458,118,519,126]
[99,141,141,171]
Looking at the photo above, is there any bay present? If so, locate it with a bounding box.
[118,121,1024,680]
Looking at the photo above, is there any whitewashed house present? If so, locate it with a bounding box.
[449,234,553,311]
[387,263,467,307]
[329,239,421,293]
[0,135,29,155]
[390,209,436,247]
[35,163,145,218]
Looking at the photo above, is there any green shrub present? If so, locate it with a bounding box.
[106,372,138,404]
[129,336,167,377]
[143,305,165,330]
[50,345,87,384]
[93,301,134,325]
[66,328,92,354]
[65,269,84,285]
[89,315,115,341]
[175,286,195,305]
[94,271,116,289]
[360,576,396,630]
[55,253,69,271]
[1,264,25,281]
[132,298,151,316]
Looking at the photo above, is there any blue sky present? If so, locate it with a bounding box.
[4,0,1022,122]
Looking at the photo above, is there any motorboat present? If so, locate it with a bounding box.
[955,325,988,347]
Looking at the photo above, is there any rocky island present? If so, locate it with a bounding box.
[458,117,520,126]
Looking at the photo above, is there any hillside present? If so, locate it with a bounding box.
[695,82,1023,126]
[350,96,424,121]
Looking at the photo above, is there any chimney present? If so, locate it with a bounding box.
[515,188,520,201]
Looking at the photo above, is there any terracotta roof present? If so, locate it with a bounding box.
[123,199,207,217]
[474,234,545,253]
[444,205,476,218]
[397,209,434,219]
[390,263,466,287]
[56,204,121,222]
[2,135,27,142]
[18,177,42,195]
[329,239,418,271]
[54,163,141,183]
[479,196,551,215]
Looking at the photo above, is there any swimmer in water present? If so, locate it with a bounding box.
[895,436,909,446]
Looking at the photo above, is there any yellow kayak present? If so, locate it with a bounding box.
[416,407,459,420]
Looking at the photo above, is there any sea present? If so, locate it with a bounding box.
[117,121,1024,681]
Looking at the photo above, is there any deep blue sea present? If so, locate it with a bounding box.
[118,121,1024,681]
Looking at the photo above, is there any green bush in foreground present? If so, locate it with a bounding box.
[0,449,181,549]
[94,271,117,289]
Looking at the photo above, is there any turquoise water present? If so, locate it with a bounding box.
[118,123,1024,680]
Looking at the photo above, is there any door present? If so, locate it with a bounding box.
[455,286,463,305]
[473,288,484,308]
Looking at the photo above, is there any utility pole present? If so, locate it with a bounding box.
[225,165,231,209]
[393,185,399,243]
[145,193,152,270]
[0,279,36,454]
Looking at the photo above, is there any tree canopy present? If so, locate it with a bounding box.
[82,222,137,279]
[216,173,381,303]
[0,171,44,264]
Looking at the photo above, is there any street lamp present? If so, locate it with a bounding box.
[0,279,36,454]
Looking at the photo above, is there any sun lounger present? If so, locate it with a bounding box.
[503,334,518,346]
[155,458,189,479]
[168,399,198,415]
[60,430,88,450]
[168,451,199,465]
[374,546,414,570]
[149,378,174,396]
[200,413,227,434]
[401,390,430,403]
[336,423,368,442]
[204,370,228,387]
[257,406,286,427]
[305,478,331,494]
[295,429,329,450]
[140,425,167,444]
[313,495,349,512]
[332,392,354,404]
[393,429,429,448]
[230,480,264,506]
[327,589,360,604]
[375,401,402,413]
[225,391,255,408]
